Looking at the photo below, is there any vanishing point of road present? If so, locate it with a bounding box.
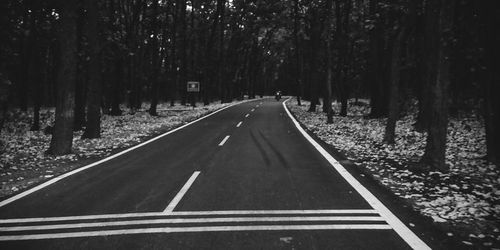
[0,98,431,249]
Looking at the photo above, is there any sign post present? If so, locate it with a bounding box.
[187,81,200,107]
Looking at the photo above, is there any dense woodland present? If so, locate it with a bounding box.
[0,0,498,171]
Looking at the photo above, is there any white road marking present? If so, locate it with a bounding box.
[283,99,430,250]
[245,114,250,118]
[0,216,385,232]
[236,121,243,127]
[0,209,378,224]
[171,209,378,216]
[218,135,230,146]
[251,108,255,112]
[0,99,258,208]
[163,171,200,213]
[0,224,392,241]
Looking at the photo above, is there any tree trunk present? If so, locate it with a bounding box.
[0,72,10,132]
[48,0,78,155]
[324,0,334,124]
[82,0,102,139]
[149,0,160,116]
[110,57,122,116]
[413,0,431,132]
[337,0,351,117]
[421,0,454,171]
[169,0,179,107]
[479,0,500,164]
[179,0,188,106]
[384,29,404,144]
[307,9,321,112]
[74,10,86,131]
[367,0,387,118]
[293,0,302,106]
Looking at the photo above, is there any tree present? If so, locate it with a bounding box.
[48,0,78,155]
[384,3,412,144]
[82,0,102,139]
[323,0,334,124]
[148,0,160,116]
[420,0,454,171]
[293,0,302,106]
[478,0,500,165]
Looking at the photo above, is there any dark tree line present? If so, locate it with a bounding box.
[289,0,499,171]
[0,0,292,155]
[0,0,498,171]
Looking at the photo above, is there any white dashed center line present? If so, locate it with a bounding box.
[251,109,255,112]
[218,136,230,146]
[236,121,243,127]
[245,114,250,118]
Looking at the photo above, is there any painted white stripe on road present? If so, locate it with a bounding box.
[0,224,392,241]
[0,216,385,232]
[282,99,430,250]
[251,108,255,112]
[0,99,258,208]
[0,209,378,224]
[245,114,250,118]
[236,121,243,127]
[171,209,378,216]
[163,171,200,213]
[218,136,230,146]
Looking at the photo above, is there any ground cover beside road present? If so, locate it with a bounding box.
[287,98,500,249]
[0,101,245,199]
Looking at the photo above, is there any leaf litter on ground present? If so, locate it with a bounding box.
[287,99,499,249]
[0,101,245,198]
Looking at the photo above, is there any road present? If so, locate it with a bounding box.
[0,98,430,249]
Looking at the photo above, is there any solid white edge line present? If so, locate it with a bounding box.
[0,99,257,208]
[0,224,392,241]
[236,121,243,128]
[0,216,386,231]
[218,135,230,146]
[282,99,431,250]
[0,209,378,224]
[163,171,201,213]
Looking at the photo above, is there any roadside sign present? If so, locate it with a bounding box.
[187,81,200,92]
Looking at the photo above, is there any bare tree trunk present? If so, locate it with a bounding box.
[74,10,86,131]
[479,0,500,165]
[414,0,431,132]
[367,0,387,118]
[324,0,334,124]
[179,0,188,106]
[82,0,102,139]
[384,29,403,144]
[149,0,160,116]
[421,0,454,171]
[48,0,78,155]
[293,0,302,106]
[0,72,10,133]
[307,9,321,112]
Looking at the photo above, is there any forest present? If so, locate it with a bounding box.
[0,0,498,173]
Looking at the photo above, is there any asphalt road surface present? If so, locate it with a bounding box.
[0,98,431,249]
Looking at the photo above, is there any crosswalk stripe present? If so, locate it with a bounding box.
[0,216,386,232]
[0,209,378,224]
[0,224,393,241]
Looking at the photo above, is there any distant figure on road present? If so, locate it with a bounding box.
[275,91,282,101]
